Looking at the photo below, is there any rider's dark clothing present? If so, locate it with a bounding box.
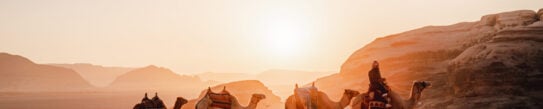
[367,62,389,109]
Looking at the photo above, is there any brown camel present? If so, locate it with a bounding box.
[195,87,266,109]
[134,93,166,109]
[352,81,431,109]
[285,83,360,109]
[135,92,187,109]
[174,97,188,109]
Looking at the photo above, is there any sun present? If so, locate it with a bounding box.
[261,10,308,58]
[265,21,303,56]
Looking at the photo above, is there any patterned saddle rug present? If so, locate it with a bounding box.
[207,89,233,109]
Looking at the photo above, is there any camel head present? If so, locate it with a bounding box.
[409,80,431,105]
[174,97,188,109]
[176,97,188,105]
[251,93,266,103]
[413,81,431,93]
[343,89,360,98]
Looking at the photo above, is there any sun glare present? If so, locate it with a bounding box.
[261,10,308,58]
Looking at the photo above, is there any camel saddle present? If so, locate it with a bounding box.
[366,79,391,109]
[368,101,387,109]
[207,91,233,109]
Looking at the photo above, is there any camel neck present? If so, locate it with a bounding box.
[338,93,352,108]
[407,85,420,108]
[245,98,259,109]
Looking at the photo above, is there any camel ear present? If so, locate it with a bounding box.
[222,86,226,91]
[312,82,315,87]
[207,87,212,93]
[295,84,298,88]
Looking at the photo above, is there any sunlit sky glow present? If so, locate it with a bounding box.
[0,0,541,74]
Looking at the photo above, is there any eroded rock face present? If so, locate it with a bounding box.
[484,10,538,30]
[449,42,543,96]
[313,8,543,109]
[444,21,543,108]
[537,8,543,20]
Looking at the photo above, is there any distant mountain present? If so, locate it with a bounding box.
[196,69,332,100]
[108,65,212,92]
[313,9,543,108]
[0,53,93,92]
[256,69,332,86]
[49,63,134,87]
[182,80,283,109]
[255,69,332,100]
[196,72,255,83]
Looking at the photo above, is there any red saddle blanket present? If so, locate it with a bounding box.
[208,93,232,109]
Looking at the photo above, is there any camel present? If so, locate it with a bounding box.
[285,83,360,109]
[195,87,266,109]
[174,97,188,109]
[352,81,431,109]
[133,92,188,109]
[134,93,166,109]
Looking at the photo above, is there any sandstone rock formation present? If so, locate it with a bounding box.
[312,8,543,108]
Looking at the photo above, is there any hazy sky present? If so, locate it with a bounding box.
[1,0,541,74]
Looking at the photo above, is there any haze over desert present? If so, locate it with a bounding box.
[1,0,543,109]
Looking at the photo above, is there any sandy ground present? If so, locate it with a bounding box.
[0,91,198,109]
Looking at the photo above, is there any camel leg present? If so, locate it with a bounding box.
[352,95,362,109]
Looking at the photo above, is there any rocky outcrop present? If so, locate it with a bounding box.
[445,19,543,108]
[313,8,543,108]
[480,10,538,30]
[538,9,543,20]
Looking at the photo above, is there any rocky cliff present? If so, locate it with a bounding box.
[313,9,543,108]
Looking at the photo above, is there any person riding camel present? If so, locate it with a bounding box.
[367,61,391,109]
